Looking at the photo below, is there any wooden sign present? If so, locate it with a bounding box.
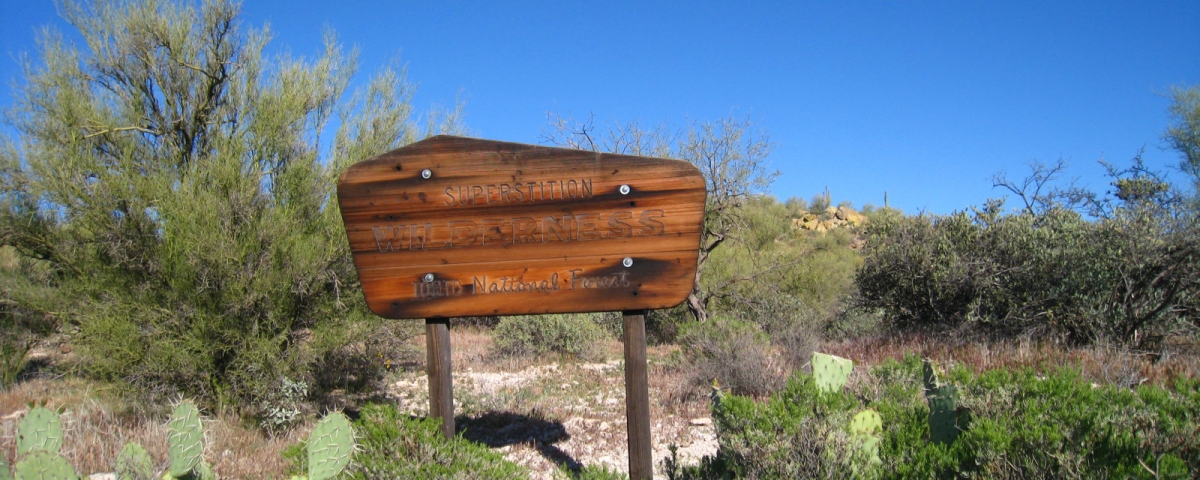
[337,135,707,319]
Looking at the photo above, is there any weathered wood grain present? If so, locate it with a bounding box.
[337,135,706,319]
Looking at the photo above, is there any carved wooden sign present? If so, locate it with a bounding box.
[336,135,707,319]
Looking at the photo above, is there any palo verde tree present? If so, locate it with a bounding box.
[1167,85,1200,202]
[543,113,778,323]
[0,0,462,409]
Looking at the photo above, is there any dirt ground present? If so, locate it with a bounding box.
[386,327,717,479]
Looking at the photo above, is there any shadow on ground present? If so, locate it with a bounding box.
[458,411,581,472]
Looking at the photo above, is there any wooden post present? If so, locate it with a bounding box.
[622,310,653,480]
[426,318,454,439]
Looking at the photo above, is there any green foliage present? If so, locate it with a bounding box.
[0,0,446,410]
[491,314,607,360]
[811,352,852,394]
[684,194,861,355]
[1167,85,1200,191]
[856,196,1199,345]
[306,412,355,480]
[339,403,525,479]
[689,355,1200,479]
[0,247,57,391]
[678,316,783,397]
[166,403,204,478]
[115,443,155,480]
[12,451,78,480]
[858,97,1200,347]
[17,407,63,456]
[565,465,628,480]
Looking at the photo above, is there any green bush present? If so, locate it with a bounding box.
[323,403,525,479]
[677,316,784,397]
[856,100,1200,347]
[677,355,1200,479]
[856,198,1199,346]
[491,314,607,360]
[0,0,458,410]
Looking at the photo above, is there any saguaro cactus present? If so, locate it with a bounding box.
[812,352,853,393]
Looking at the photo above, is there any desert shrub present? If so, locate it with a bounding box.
[0,247,59,390]
[856,198,1199,346]
[700,195,862,336]
[857,100,1200,348]
[566,464,629,480]
[0,0,457,410]
[771,320,822,373]
[677,316,785,398]
[645,304,692,345]
[491,314,607,360]
[682,355,1200,479]
[284,403,525,479]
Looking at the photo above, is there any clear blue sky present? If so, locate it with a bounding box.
[2,1,1198,214]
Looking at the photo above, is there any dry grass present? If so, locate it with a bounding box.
[821,332,1200,388]
[0,378,306,478]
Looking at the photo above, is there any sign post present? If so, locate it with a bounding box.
[425,318,454,439]
[622,310,652,479]
[337,136,706,478]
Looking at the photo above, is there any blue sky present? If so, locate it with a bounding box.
[2,1,1197,214]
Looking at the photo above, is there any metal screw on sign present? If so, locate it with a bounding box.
[421,169,433,179]
[423,273,435,282]
[622,257,634,268]
[619,184,631,195]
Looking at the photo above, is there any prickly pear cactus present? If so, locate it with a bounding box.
[848,409,883,474]
[922,360,938,394]
[166,402,204,478]
[922,360,968,445]
[811,352,853,393]
[17,407,64,456]
[191,460,215,480]
[12,451,78,480]
[849,409,882,437]
[115,442,155,480]
[307,412,355,480]
[927,384,960,445]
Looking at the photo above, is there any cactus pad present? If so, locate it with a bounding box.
[307,412,355,480]
[17,407,63,456]
[115,442,155,480]
[811,352,853,393]
[922,360,938,394]
[192,460,215,480]
[166,402,204,477]
[846,410,883,475]
[13,451,78,480]
[849,409,882,437]
[0,457,13,480]
[927,384,960,444]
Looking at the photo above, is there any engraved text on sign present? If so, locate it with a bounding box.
[336,136,707,319]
